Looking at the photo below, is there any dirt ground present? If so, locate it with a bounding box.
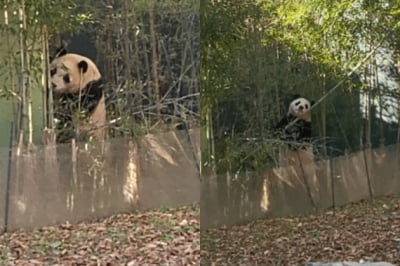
[0,204,199,265]
[201,196,400,266]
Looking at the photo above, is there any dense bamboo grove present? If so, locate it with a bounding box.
[201,0,400,175]
[0,0,199,146]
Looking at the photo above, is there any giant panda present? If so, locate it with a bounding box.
[274,95,319,206]
[275,94,314,151]
[50,47,106,143]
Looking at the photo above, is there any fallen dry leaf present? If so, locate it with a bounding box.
[201,196,400,265]
[0,204,199,265]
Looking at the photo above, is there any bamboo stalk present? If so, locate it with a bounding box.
[4,0,18,140]
[26,38,33,146]
[42,25,53,129]
[149,7,161,121]
[123,0,132,103]
[18,0,27,145]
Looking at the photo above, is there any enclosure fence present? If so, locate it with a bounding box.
[0,128,199,233]
[201,143,400,229]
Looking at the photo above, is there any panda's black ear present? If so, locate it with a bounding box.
[56,47,67,57]
[49,46,67,62]
[290,94,302,101]
[78,60,89,73]
[311,100,316,106]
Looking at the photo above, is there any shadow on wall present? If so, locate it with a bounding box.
[201,144,400,229]
[0,129,200,232]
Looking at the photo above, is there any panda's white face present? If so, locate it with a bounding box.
[288,97,312,120]
[50,53,101,94]
[50,59,77,93]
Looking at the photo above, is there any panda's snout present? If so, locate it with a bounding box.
[299,105,304,110]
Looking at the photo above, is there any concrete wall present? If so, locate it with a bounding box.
[0,128,200,232]
[201,144,400,229]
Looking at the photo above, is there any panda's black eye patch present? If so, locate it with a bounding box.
[63,74,70,83]
[305,104,309,109]
[295,101,301,106]
[50,69,56,76]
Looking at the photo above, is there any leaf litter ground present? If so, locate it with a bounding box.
[201,196,400,265]
[0,204,199,265]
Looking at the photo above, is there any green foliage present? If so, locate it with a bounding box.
[133,0,199,12]
[88,0,199,138]
[201,0,266,173]
[0,0,92,98]
[202,0,400,175]
[275,0,400,68]
[1,0,200,145]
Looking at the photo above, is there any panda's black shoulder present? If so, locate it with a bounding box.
[85,78,104,91]
[275,113,295,129]
[80,78,105,113]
